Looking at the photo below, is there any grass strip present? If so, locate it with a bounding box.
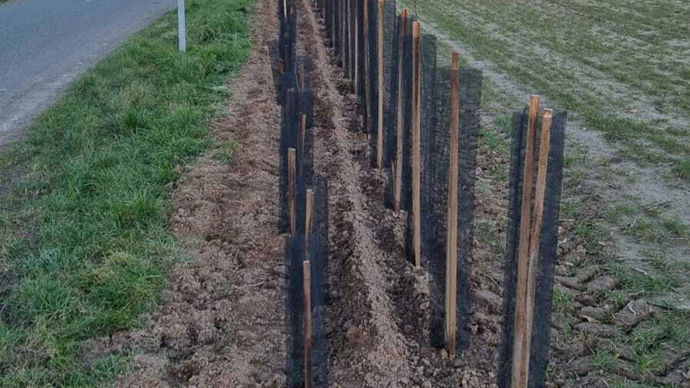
[0,0,253,385]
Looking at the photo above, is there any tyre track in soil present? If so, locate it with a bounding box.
[85,1,289,386]
[297,1,500,386]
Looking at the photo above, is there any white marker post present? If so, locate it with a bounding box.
[178,0,186,52]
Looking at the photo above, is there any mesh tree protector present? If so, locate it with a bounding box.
[383,11,413,211]
[268,39,282,92]
[356,0,366,119]
[347,0,357,81]
[498,109,567,388]
[330,0,336,51]
[279,56,314,230]
[366,0,378,165]
[277,0,297,106]
[383,9,401,175]
[329,0,337,52]
[297,56,314,129]
[277,0,296,101]
[281,78,325,388]
[340,0,347,69]
[399,13,414,212]
[423,66,482,350]
[368,0,395,168]
[284,178,329,388]
[285,232,305,388]
[281,98,326,385]
[406,32,436,263]
[279,84,298,232]
[362,0,376,143]
[285,162,307,387]
[336,0,343,61]
[455,68,483,351]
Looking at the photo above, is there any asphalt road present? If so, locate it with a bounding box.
[0,0,176,146]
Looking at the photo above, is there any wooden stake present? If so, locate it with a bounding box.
[300,113,307,160]
[305,189,315,259]
[445,52,461,355]
[376,0,385,168]
[303,260,313,388]
[411,21,422,268]
[288,148,297,235]
[511,95,540,388]
[521,109,552,387]
[393,9,408,212]
[364,0,371,133]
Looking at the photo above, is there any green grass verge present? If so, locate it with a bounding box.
[0,0,253,385]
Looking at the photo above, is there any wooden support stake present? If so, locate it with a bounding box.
[411,21,422,268]
[393,9,408,212]
[303,260,313,388]
[511,95,540,388]
[364,0,371,133]
[445,52,461,355]
[305,189,315,259]
[376,0,385,168]
[521,109,552,387]
[288,148,297,235]
[300,113,307,160]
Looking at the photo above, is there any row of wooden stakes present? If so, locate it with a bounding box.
[320,0,560,386]
[298,0,559,386]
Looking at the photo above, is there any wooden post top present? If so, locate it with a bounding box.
[413,20,421,37]
[452,52,460,71]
